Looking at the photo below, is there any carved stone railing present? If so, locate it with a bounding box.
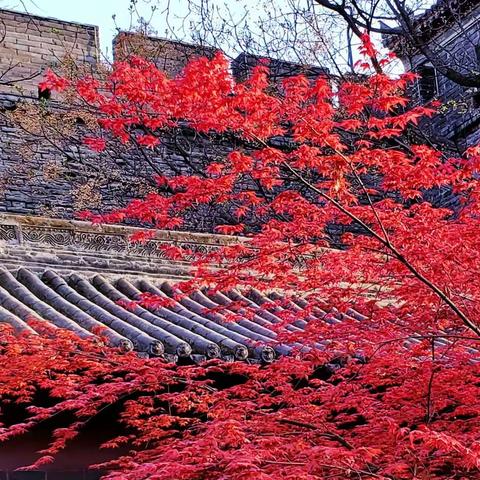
[0,214,242,279]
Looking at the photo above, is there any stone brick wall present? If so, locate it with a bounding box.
[0,10,234,226]
[0,100,241,229]
[232,52,328,85]
[113,32,217,78]
[0,101,158,218]
[0,8,98,97]
[0,8,328,231]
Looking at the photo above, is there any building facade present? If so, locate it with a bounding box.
[387,0,480,147]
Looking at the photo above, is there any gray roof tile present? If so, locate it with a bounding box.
[1,267,475,363]
[0,268,324,363]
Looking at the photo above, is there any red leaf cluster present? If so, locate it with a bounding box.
[10,42,480,478]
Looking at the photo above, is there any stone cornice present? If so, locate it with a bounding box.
[0,214,243,279]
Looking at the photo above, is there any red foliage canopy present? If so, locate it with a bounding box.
[3,41,480,478]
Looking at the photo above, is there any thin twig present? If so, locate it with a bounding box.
[278,418,354,449]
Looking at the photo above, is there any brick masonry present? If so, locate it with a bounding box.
[0,5,475,235]
[113,31,218,77]
[0,8,323,229]
[0,8,98,97]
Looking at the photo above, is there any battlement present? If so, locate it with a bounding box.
[113,31,219,78]
[0,8,99,97]
[0,7,327,98]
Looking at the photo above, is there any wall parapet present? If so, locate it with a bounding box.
[0,8,98,97]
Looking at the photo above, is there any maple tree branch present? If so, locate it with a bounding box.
[247,124,480,337]
[314,0,480,88]
[313,0,385,74]
[263,459,387,479]
[345,159,391,244]
[282,161,480,337]
[317,464,386,479]
[298,114,391,244]
[278,418,354,449]
[426,339,437,424]
[313,0,400,34]
[382,334,480,344]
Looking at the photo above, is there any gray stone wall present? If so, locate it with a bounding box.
[0,8,237,227]
[0,9,109,220]
[0,8,328,232]
[0,11,291,230]
[0,102,160,215]
[0,99,242,230]
[0,8,98,97]
[113,32,218,78]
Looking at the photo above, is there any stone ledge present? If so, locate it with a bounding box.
[0,213,243,245]
[0,214,244,278]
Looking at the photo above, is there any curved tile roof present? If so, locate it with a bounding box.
[0,267,476,364]
[385,0,478,51]
[0,268,338,363]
